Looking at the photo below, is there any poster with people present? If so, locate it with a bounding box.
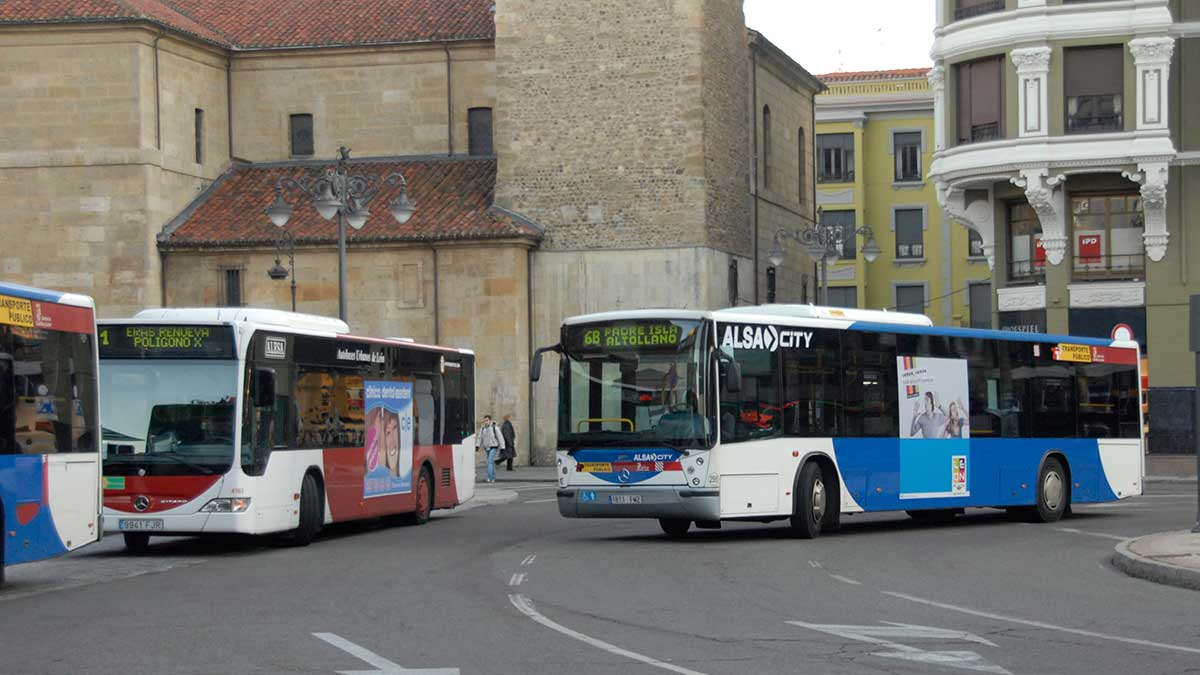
[363,380,413,498]
[896,356,971,500]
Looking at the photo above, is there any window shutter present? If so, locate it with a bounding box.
[1065,45,1123,97]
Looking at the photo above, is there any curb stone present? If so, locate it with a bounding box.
[1111,537,1200,592]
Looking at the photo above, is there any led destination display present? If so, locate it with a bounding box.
[99,324,236,359]
[566,321,689,351]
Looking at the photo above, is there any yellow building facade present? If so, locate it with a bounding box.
[815,69,991,327]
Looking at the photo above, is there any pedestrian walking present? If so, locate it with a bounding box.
[476,415,505,483]
[500,414,517,471]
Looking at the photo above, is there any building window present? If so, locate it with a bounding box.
[766,267,777,303]
[968,229,985,258]
[1071,194,1144,279]
[954,0,1005,21]
[817,133,854,183]
[468,107,493,156]
[761,106,772,189]
[894,208,924,260]
[968,283,992,329]
[221,268,243,307]
[798,127,806,204]
[822,209,857,260]
[895,284,925,315]
[290,114,314,157]
[800,274,810,303]
[1008,201,1044,282]
[893,131,921,182]
[194,108,204,164]
[825,286,857,308]
[728,259,738,307]
[1065,45,1123,134]
[955,55,1004,144]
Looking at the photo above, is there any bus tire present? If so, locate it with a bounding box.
[123,533,150,552]
[1033,457,1069,523]
[659,519,690,538]
[399,465,434,526]
[790,461,825,539]
[283,473,322,546]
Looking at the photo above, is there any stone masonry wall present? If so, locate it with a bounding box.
[494,0,710,251]
[230,44,495,162]
[703,0,752,259]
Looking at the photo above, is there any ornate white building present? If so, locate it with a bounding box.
[929,0,1198,453]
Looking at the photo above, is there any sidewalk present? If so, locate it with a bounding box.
[1112,530,1200,592]
[474,464,557,483]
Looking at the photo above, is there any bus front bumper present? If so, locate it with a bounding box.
[556,486,720,521]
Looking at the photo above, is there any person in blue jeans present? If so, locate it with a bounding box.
[477,415,505,483]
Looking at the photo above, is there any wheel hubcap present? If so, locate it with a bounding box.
[1043,471,1063,511]
[812,478,826,522]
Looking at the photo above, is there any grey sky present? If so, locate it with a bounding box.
[743,0,935,76]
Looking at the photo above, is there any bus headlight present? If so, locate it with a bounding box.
[200,498,252,513]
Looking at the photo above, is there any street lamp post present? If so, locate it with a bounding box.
[267,230,297,312]
[264,146,416,321]
[767,207,881,306]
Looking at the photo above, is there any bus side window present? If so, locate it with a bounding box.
[0,328,13,453]
[842,331,897,437]
[719,345,780,443]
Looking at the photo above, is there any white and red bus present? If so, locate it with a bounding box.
[99,308,475,550]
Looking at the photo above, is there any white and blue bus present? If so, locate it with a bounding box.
[534,305,1143,537]
[0,282,101,586]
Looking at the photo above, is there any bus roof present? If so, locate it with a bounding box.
[0,280,95,309]
[562,304,932,327]
[846,321,1134,350]
[124,307,351,334]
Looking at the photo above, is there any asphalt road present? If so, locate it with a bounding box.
[1,481,1198,675]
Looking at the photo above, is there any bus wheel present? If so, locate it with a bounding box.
[123,533,150,552]
[282,473,322,546]
[790,461,825,539]
[659,519,690,538]
[400,466,434,526]
[1033,457,1069,523]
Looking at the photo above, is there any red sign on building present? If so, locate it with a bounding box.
[1078,235,1102,264]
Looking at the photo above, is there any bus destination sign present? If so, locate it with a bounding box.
[99,324,236,359]
[568,321,685,351]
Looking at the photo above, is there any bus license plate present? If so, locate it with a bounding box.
[610,495,642,505]
[119,519,163,531]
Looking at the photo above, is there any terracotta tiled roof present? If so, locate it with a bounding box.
[817,67,931,83]
[0,0,495,49]
[159,157,542,249]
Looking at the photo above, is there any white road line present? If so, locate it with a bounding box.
[809,560,822,568]
[313,632,460,674]
[828,574,862,586]
[882,591,1200,656]
[509,594,709,675]
[1053,527,1130,542]
[507,485,559,492]
[509,573,527,586]
[524,498,557,504]
[521,555,537,566]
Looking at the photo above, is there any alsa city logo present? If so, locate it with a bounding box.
[721,325,813,352]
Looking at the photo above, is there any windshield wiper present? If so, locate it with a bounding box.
[147,451,215,475]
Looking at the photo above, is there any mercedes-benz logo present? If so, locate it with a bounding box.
[618,468,631,483]
[133,495,150,512]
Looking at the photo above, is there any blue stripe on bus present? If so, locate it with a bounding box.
[845,321,1115,347]
[0,281,67,303]
[0,456,68,566]
[830,437,1116,511]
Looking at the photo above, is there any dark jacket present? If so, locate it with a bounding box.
[500,420,516,460]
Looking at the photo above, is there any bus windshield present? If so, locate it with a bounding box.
[558,319,712,450]
[100,360,238,476]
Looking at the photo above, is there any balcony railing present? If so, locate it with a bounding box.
[954,0,1005,21]
[1072,253,1145,280]
[969,122,1000,144]
[1008,258,1045,283]
[1067,95,1122,134]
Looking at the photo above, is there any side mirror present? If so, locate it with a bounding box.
[530,344,561,382]
[724,360,742,394]
[253,368,276,408]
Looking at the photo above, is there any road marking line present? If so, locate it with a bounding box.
[524,498,557,504]
[809,560,822,568]
[882,592,1200,656]
[828,574,862,586]
[788,620,1010,674]
[509,573,526,586]
[521,555,537,566]
[313,632,460,674]
[1053,527,1129,541]
[509,594,708,675]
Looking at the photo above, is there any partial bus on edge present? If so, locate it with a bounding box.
[1,282,101,586]
[99,308,476,550]
[534,305,1143,537]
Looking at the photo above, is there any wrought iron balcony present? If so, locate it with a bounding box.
[954,0,1005,21]
[1072,253,1145,280]
[1008,258,1045,283]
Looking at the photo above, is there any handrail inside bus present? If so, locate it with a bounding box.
[577,418,634,432]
